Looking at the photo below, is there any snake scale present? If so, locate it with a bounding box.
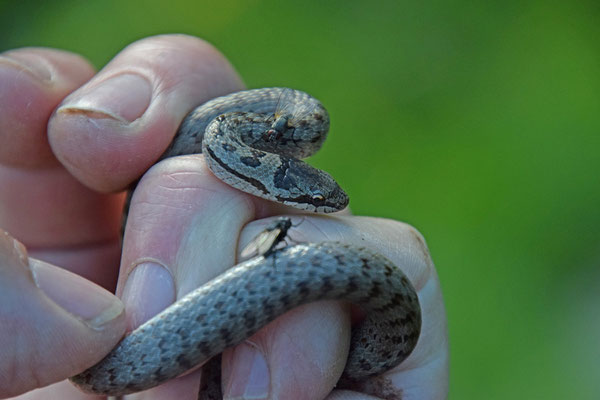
[69,88,422,399]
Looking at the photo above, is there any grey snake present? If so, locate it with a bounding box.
[69,88,422,399]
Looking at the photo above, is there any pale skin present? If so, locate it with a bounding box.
[0,35,448,400]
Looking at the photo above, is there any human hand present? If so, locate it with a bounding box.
[0,35,448,399]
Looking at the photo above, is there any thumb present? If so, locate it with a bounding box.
[0,230,125,398]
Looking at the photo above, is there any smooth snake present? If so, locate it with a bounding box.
[69,88,422,399]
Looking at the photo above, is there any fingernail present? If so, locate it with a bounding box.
[121,262,175,330]
[0,52,52,82]
[30,259,124,330]
[58,73,152,123]
[224,342,270,400]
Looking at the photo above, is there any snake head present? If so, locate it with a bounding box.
[273,158,349,213]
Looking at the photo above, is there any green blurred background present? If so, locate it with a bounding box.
[1,0,598,398]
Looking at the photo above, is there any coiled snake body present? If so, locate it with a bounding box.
[70,88,422,399]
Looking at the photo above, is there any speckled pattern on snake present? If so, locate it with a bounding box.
[69,88,422,399]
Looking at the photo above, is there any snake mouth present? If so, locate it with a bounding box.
[278,192,348,213]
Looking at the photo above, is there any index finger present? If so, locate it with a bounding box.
[0,47,123,291]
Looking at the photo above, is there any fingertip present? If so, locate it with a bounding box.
[120,261,176,331]
[0,231,126,397]
[0,48,95,168]
[30,258,125,330]
[118,155,256,295]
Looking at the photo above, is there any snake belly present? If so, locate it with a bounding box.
[69,88,422,397]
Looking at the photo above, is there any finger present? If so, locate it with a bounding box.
[118,155,295,399]
[119,155,276,327]
[0,47,122,289]
[48,34,244,193]
[0,47,118,246]
[0,231,125,398]
[228,216,447,400]
[0,165,124,268]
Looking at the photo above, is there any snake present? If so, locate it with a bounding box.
[69,88,422,399]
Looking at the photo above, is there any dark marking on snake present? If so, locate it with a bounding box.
[272,157,296,190]
[240,155,261,167]
[204,145,269,195]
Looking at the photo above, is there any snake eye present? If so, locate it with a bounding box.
[311,193,325,205]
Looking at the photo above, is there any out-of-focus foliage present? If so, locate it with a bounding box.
[1,0,599,398]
